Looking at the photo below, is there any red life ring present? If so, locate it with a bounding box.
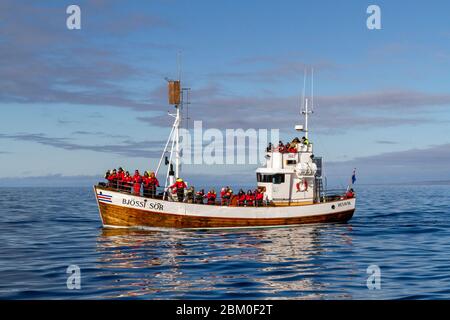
[296,179,308,192]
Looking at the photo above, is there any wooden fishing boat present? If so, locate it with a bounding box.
[94,185,355,229]
[94,75,356,230]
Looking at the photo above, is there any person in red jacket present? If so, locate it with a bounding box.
[107,169,117,188]
[220,186,233,205]
[142,171,150,197]
[287,144,297,153]
[245,190,255,206]
[237,189,246,206]
[132,170,142,196]
[345,188,355,199]
[255,189,264,206]
[276,141,286,153]
[206,189,217,205]
[117,167,125,190]
[220,187,227,205]
[170,178,187,202]
[147,171,159,198]
[122,171,132,193]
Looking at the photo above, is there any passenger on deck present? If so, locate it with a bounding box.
[345,188,355,199]
[186,186,195,203]
[237,189,246,206]
[107,169,117,188]
[117,167,125,190]
[301,136,310,146]
[206,189,216,205]
[255,189,264,206]
[220,187,227,204]
[147,171,159,198]
[132,170,142,196]
[221,186,233,205]
[195,189,205,204]
[142,171,150,197]
[123,171,132,193]
[266,142,273,152]
[170,178,187,202]
[276,141,285,153]
[245,190,255,206]
[287,142,297,153]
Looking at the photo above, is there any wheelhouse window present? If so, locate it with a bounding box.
[273,174,285,184]
[257,173,285,184]
[257,173,273,183]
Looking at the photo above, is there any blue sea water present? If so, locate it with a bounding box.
[0,184,449,300]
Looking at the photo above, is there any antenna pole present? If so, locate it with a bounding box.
[311,67,314,111]
[177,51,182,82]
[304,98,309,139]
[175,104,180,179]
[175,51,182,179]
[301,68,307,113]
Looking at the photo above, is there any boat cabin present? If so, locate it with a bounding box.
[256,143,322,205]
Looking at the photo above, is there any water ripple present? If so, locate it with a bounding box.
[0,185,450,299]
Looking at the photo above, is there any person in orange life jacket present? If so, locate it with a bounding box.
[245,190,255,206]
[117,167,125,190]
[345,188,355,199]
[195,189,205,204]
[255,189,264,206]
[170,178,187,202]
[107,169,117,188]
[206,189,216,205]
[132,170,142,195]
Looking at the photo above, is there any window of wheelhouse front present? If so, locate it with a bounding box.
[273,174,285,184]
[257,173,285,184]
[257,173,273,183]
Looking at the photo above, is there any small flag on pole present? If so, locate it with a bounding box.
[351,169,356,185]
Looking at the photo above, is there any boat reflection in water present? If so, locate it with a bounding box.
[95,224,355,299]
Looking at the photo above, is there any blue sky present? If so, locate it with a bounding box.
[1,0,450,186]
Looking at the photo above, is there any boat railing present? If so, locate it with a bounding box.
[96,182,268,206]
[321,188,348,202]
[97,181,350,206]
[97,182,172,198]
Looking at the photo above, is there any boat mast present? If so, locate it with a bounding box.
[156,77,182,197]
[303,98,309,139]
[175,52,181,179]
[175,103,180,178]
[301,68,314,139]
